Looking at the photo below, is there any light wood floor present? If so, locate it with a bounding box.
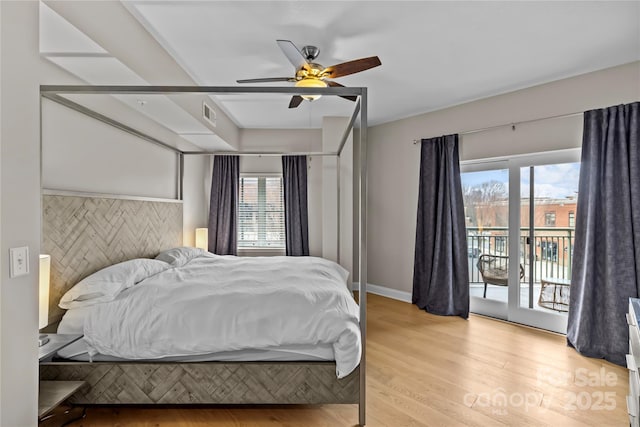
[49,294,628,426]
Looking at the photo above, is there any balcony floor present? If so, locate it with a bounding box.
[469,283,569,314]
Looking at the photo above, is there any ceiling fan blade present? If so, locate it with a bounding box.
[277,40,309,70]
[236,77,294,83]
[288,95,304,109]
[321,56,381,79]
[327,81,357,102]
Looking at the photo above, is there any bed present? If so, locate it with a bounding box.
[40,194,360,406]
[39,84,368,425]
[55,248,361,378]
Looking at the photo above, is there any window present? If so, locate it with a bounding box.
[544,212,556,226]
[568,211,575,227]
[541,241,558,262]
[238,176,285,248]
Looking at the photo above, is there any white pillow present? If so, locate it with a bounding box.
[155,247,205,267]
[57,305,93,334]
[59,258,170,309]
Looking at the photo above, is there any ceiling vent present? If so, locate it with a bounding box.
[202,102,216,127]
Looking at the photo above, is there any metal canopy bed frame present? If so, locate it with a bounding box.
[39,85,368,426]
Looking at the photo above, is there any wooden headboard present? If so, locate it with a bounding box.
[42,192,183,324]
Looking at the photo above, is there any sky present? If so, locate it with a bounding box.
[521,163,580,199]
[461,162,580,200]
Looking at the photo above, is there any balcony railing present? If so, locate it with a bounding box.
[466,226,575,284]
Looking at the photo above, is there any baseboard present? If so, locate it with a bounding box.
[351,282,412,303]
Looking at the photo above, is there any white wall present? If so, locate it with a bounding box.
[41,99,210,248]
[42,99,179,199]
[367,61,640,294]
[322,118,354,279]
[338,126,353,281]
[352,129,360,283]
[307,153,323,258]
[0,2,40,425]
[182,155,209,247]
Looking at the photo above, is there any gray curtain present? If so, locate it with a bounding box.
[208,155,239,255]
[282,155,309,256]
[412,134,469,318]
[567,102,640,366]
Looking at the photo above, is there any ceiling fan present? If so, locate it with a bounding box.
[236,40,381,108]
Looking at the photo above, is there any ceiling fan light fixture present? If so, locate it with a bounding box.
[295,78,327,101]
[239,40,381,108]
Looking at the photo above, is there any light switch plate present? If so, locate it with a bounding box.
[9,246,29,278]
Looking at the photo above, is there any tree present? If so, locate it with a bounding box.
[463,180,508,229]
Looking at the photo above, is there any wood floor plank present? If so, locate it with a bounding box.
[52,294,628,427]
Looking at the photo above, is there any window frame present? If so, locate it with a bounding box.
[544,211,556,226]
[460,148,580,334]
[237,173,286,250]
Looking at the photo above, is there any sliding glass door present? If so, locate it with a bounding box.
[461,162,510,319]
[511,155,580,332]
[462,150,580,333]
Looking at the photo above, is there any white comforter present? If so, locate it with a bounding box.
[82,254,361,378]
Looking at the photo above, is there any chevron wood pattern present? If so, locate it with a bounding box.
[42,194,183,324]
[40,362,359,404]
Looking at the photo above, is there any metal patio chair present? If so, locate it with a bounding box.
[477,254,525,298]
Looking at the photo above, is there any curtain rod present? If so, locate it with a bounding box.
[182,151,337,157]
[412,110,583,144]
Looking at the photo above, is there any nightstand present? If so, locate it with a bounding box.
[38,334,85,421]
[39,334,82,362]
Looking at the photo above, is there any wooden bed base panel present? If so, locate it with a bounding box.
[40,362,359,405]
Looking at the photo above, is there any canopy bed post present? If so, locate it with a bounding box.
[39,84,368,426]
[178,152,184,201]
[337,156,341,264]
[358,88,367,427]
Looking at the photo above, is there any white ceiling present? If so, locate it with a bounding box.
[124,0,640,129]
[40,1,640,135]
[40,2,234,151]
